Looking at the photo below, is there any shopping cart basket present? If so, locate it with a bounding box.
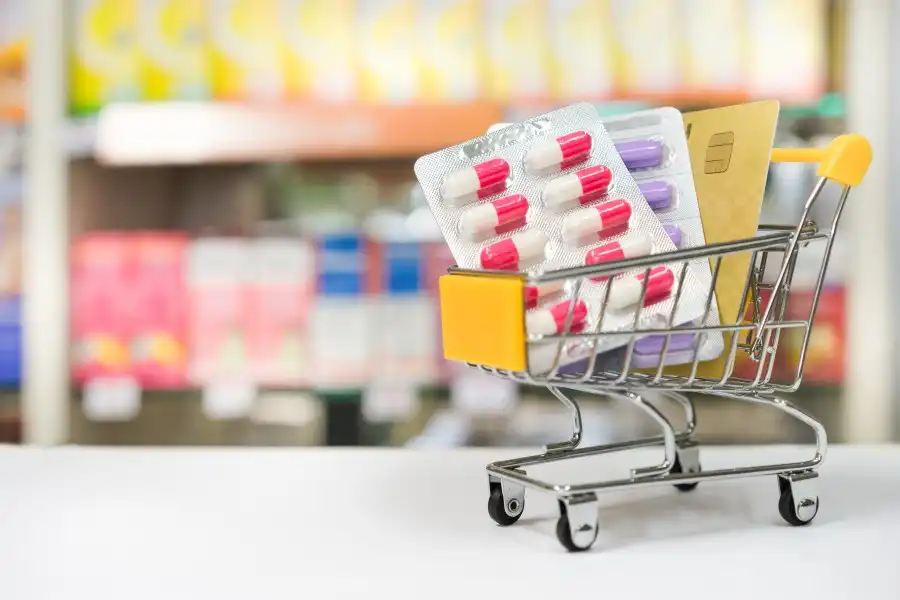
[438,134,871,552]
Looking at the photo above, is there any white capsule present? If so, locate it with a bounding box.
[459,204,496,241]
[526,300,588,336]
[458,194,529,242]
[619,232,653,258]
[526,309,560,337]
[584,232,654,271]
[441,169,479,206]
[524,281,566,308]
[480,229,548,271]
[525,139,564,174]
[541,165,613,211]
[561,199,632,245]
[524,131,593,175]
[608,266,675,310]
[440,158,511,207]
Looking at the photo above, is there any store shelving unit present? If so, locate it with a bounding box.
[842,0,896,442]
[23,0,67,445]
[14,0,897,447]
[87,102,505,165]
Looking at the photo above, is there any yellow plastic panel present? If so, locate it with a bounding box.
[439,273,526,371]
[771,133,872,187]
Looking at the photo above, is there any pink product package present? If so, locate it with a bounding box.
[187,238,252,384]
[246,238,315,387]
[70,233,133,384]
[129,233,189,389]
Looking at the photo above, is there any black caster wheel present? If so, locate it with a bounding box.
[671,454,700,492]
[556,514,589,552]
[487,486,523,526]
[555,504,598,552]
[778,487,819,526]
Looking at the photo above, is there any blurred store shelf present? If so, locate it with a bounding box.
[53,94,847,165]
[54,385,846,448]
[78,102,505,165]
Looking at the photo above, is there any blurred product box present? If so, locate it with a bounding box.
[138,0,210,101]
[0,175,21,385]
[746,0,827,102]
[732,274,844,386]
[187,237,252,383]
[609,0,680,97]
[70,0,141,114]
[278,0,356,103]
[370,241,437,383]
[310,232,373,388]
[0,0,26,120]
[546,0,614,102]
[422,241,456,384]
[483,0,549,103]
[784,286,845,385]
[209,0,284,101]
[71,234,132,383]
[356,0,418,104]
[416,0,482,102]
[129,233,189,389]
[680,0,746,96]
[247,237,315,386]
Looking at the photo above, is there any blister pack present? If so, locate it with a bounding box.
[415,102,710,373]
[600,107,724,367]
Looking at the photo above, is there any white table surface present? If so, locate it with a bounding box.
[1,444,898,600]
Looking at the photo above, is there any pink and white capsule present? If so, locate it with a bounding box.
[480,229,548,271]
[562,199,632,245]
[541,165,613,211]
[459,194,529,241]
[585,232,653,267]
[440,158,510,206]
[527,300,588,337]
[524,131,593,174]
[524,281,566,309]
[608,266,675,310]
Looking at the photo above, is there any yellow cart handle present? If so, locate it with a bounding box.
[771,133,872,187]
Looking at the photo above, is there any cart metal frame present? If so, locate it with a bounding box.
[438,134,871,551]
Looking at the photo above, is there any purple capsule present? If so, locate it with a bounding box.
[638,180,673,211]
[634,332,698,356]
[630,348,696,368]
[616,139,664,170]
[663,224,683,247]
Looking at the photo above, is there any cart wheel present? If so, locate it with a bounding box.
[671,453,700,492]
[487,486,523,526]
[556,501,598,552]
[555,514,598,553]
[778,487,819,526]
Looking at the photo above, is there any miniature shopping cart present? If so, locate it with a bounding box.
[438,134,871,552]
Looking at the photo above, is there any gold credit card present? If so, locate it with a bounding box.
[669,100,780,379]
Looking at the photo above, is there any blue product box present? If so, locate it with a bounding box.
[383,241,422,296]
[0,175,22,386]
[317,232,364,297]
